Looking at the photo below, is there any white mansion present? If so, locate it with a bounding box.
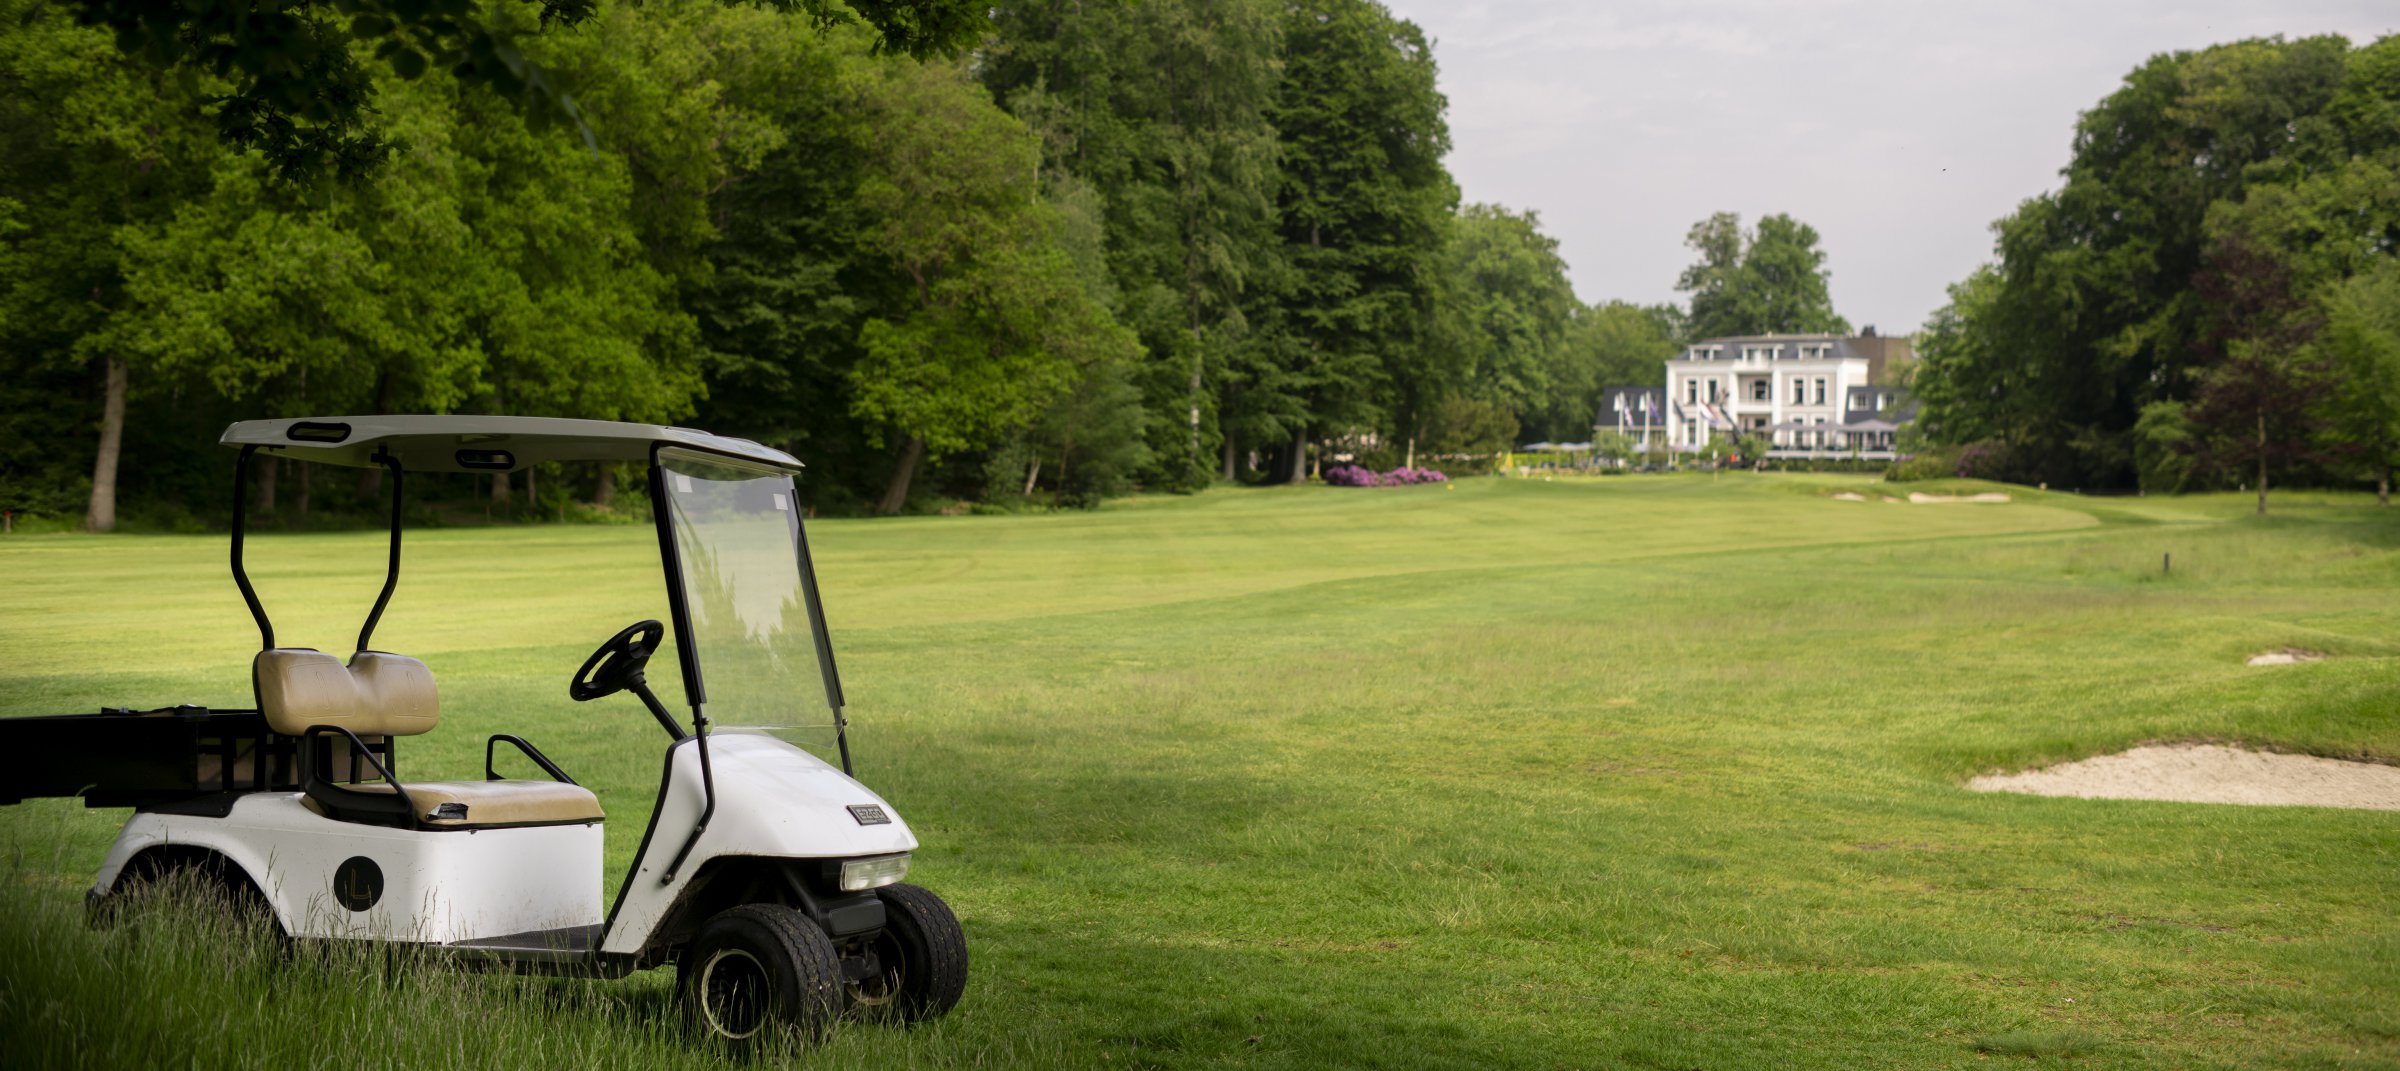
[1596,332,1917,460]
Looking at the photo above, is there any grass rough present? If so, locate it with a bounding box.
[2,473,2396,1069]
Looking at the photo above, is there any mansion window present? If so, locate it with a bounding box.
[1812,378,1827,405]
[1706,380,1721,404]
[1750,379,1770,401]
[1742,345,1779,361]
[1798,344,1832,359]
[1686,380,1699,405]
[1790,377,1804,403]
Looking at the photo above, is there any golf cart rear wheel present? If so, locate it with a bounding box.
[683,903,842,1047]
[850,882,968,1023]
[100,848,283,939]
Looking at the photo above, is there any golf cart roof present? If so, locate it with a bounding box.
[219,415,800,474]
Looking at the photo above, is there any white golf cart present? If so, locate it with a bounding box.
[0,416,966,1044]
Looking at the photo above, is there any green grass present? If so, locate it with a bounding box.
[3,472,2396,1069]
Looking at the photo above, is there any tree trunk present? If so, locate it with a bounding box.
[1405,437,1416,470]
[255,455,278,516]
[527,465,537,515]
[1221,435,1236,481]
[83,356,127,533]
[595,466,616,508]
[1188,352,1204,462]
[877,436,924,515]
[296,462,311,521]
[492,471,511,508]
[1022,455,1041,496]
[2255,411,2267,517]
[1286,429,1308,485]
[2381,468,2391,507]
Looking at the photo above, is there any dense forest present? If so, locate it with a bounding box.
[0,0,1700,528]
[19,3,2370,528]
[1913,33,2400,505]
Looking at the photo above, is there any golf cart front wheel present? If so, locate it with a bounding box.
[851,882,968,1022]
[683,903,842,1047]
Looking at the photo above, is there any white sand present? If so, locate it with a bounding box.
[2246,649,2325,666]
[1832,492,1867,501]
[1970,744,2400,811]
[1907,491,2012,503]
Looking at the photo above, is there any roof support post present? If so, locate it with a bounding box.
[230,444,274,650]
[356,448,405,653]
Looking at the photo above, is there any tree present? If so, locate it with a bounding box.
[0,0,221,531]
[846,58,1137,513]
[2314,262,2400,504]
[1921,35,2356,486]
[1911,266,2016,448]
[982,0,1286,488]
[1676,211,1848,339]
[1435,204,1577,445]
[1590,430,1637,468]
[2185,233,2327,515]
[1539,301,1681,443]
[680,21,890,509]
[2132,400,2196,494]
[1264,0,1455,482]
[64,0,993,177]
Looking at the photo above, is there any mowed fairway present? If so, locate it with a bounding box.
[3,474,2397,1069]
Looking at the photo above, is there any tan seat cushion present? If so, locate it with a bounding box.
[351,780,605,827]
[257,649,439,737]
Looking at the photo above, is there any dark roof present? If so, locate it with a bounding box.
[1687,333,1847,345]
[1674,335,1894,362]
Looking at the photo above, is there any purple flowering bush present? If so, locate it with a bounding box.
[1324,464,1448,487]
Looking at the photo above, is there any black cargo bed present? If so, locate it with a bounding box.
[0,708,304,808]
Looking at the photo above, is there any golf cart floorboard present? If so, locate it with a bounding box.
[449,923,604,955]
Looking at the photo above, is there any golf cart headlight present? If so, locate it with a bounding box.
[839,854,910,892]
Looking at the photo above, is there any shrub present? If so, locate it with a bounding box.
[1323,464,1447,487]
[1885,446,1959,482]
[1954,440,2016,480]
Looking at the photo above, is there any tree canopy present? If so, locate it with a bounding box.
[1675,211,1848,340]
[1914,33,2400,500]
[63,0,991,178]
[2,0,1746,529]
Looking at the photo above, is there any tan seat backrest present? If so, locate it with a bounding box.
[255,649,440,737]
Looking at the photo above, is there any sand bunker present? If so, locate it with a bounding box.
[1971,744,2400,811]
[1832,492,1867,501]
[2246,649,2325,667]
[1908,491,2012,503]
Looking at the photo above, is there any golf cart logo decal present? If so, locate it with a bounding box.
[333,856,383,912]
[846,804,891,826]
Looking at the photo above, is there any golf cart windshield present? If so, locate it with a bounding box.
[656,448,842,756]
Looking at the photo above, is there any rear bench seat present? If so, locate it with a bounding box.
[256,649,603,829]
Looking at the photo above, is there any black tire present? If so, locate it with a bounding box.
[851,882,968,1023]
[683,903,843,1047]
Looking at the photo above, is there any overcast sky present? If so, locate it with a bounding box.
[1384,1,2397,335]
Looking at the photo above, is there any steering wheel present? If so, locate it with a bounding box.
[570,619,665,702]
